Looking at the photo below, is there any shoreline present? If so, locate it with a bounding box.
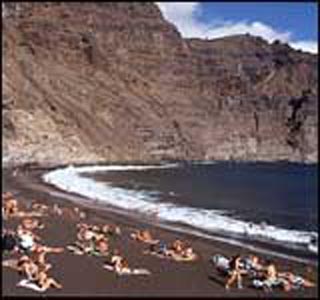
[43,163,318,264]
[2,166,318,297]
[3,158,317,173]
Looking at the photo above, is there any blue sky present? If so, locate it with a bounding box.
[156,2,318,53]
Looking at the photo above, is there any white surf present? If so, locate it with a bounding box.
[43,164,318,260]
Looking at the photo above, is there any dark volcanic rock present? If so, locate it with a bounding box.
[2,2,318,165]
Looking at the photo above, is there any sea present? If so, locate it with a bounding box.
[43,161,318,264]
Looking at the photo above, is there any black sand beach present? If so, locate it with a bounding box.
[2,166,318,297]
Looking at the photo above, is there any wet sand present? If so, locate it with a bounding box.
[2,166,318,297]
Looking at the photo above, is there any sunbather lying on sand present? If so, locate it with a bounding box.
[131,229,159,244]
[17,256,40,281]
[6,243,62,274]
[3,196,47,219]
[104,249,150,276]
[145,241,197,262]
[68,237,107,256]
[26,268,62,291]
[170,239,185,254]
[3,198,19,218]
[178,247,198,261]
[92,238,109,256]
[8,254,62,291]
[241,254,264,278]
[111,254,130,274]
[278,272,316,289]
[101,224,121,236]
[73,224,96,247]
[166,240,198,261]
[31,245,64,266]
[67,242,91,255]
[102,249,124,271]
[252,259,291,292]
[77,226,96,242]
[76,223,115,239]
[110,249,123,268]
[70,224,112,257]
[3,200,46,218]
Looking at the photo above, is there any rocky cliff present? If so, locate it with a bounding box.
[2,2,318,166]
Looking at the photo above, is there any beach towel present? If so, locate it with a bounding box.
[67,245,85,255]
[103,264,151,275]
[17,279,46,292]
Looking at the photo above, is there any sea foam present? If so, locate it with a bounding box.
[43,164,318,256]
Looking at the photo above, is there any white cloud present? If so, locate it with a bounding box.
[156,2,207,37]
[290,41,318,54]
[156,2,318,54]
[204,21,292,42]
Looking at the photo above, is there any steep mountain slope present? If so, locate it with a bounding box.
[2,2,318,165]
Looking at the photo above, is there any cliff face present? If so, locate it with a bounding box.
[3,2,318,165]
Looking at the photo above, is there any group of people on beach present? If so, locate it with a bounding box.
[69,222,115,256]
[2,191,317,293]
[68,225,197,275]
[2,192,64,291]
[132,229,198,261]
[216,253,316,292]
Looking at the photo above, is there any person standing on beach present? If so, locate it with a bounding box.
[225,254,244,290]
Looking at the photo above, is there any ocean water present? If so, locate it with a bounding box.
[43,162,318,263]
